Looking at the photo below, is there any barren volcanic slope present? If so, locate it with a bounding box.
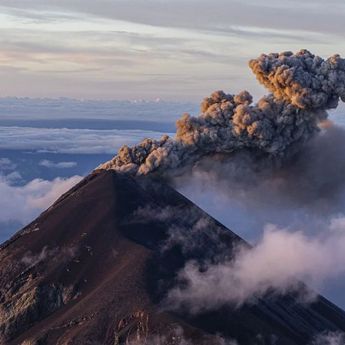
[1,171,345,344]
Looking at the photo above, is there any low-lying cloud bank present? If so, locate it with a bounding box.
[0,175,82,241]
[0,126,171,154]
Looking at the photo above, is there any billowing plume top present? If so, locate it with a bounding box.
[97,50,345,176]
[249,50,345,109]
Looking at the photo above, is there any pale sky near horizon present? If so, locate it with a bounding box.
[1,0,345,101]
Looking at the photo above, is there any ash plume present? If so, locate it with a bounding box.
[98,50,345,176]
[250,50,345,110]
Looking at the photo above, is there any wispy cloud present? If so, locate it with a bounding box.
[0,175,82,235]
[0,1,343,99]
[39,159,77,168]
[168,219,345,312]
[0,157,16,171]
[311,331,345,345]
[2,1,344,37]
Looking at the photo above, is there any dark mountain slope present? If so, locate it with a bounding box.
[1,170,345,345]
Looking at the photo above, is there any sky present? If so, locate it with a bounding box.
[1,0,345,100]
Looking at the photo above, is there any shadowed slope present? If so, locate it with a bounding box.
[0,170,345,345]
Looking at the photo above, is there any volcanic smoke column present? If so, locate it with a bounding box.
[98,50,345,176]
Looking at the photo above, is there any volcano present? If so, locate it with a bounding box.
[1,170,345,345]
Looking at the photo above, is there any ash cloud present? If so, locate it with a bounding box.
[98,50,345,176]
[250,50,345,110]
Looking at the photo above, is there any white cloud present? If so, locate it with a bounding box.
[0,175,82,227]
[168,218,345,312]
[3,171,22,183]
[311,332,345,345]
[39,159,77,168]
[0,126,172,154]
[0,158,22,183]
[0,157,16,171]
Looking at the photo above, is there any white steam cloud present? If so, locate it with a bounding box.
[311,332,345,345]
[167,219,345,312]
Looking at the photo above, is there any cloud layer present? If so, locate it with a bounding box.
[0,126,171,154]
[0,175,82,242]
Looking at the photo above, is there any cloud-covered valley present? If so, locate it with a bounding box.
[0,175,82,243]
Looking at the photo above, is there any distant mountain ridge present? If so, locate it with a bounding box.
[0,97,197,121]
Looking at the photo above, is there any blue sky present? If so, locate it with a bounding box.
[0,0,345,100]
